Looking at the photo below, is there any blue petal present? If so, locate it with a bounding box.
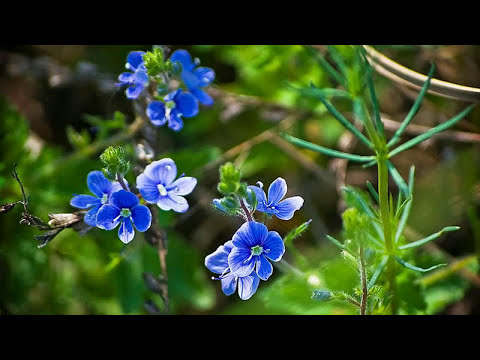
[131,205,152,232]
[126,83,145,99]
[133,68,149,85]
[256,255,273,281]
[170,49,195,72]
[166,177,197,196]
[136,173,160,204]
[118,219,135,244]
[96,204,121,230]
[110,190,139,210]
[190,87,214,106]
[232,221,268,249]
[247,185,268,212]
[70,194,100,209]
[175,91,199,118]
[228,247,255,277]
[126,51,146,71]
[212,198,227,213]
[205,243,231,275]
[267,177,288,205]
[84,204,102,226]
[87,171,114,197]
[221,273,237,296]
[156,194,189,213]
[167,110,184,132]
[143,158,177,186]
[164,89,180,103]
[261,231,285,262]
[275,196,304,220]
[237,273,260,300]
[193,67,215,87]
[182,70,202,89]
[146,101,167,127]
[118,72,134,84]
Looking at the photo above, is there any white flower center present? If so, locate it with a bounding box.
[157,183,168,196]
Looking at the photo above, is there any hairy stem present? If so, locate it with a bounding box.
[239,197,253,222]
[378,156,398,314]
[359,246,369,315]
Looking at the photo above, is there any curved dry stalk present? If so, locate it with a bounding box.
[363,45,480,103]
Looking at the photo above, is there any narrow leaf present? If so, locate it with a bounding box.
[325,234,345,250]
[303,45,346,86]
[389,104,475,158]
[366,181,379,203]
[298,86,374,149]
[281,133,376,163]
[398,226,460,250]
[387,64,436,148]
[386,161,409,197]
[368,255,388,290]
[395,256,447,273]
[395,165,415,243]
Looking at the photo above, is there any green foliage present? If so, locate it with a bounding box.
[142,47,174,78]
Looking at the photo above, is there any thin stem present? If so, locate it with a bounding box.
[239,197,253,222]
[116,173,129,192]
[378,157,398,314]
[359,246,369,315]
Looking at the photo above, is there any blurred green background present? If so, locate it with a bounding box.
[1,45,480,315]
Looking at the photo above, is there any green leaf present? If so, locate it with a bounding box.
[303,45,346,86]
[395,165,415,243]
[368,255,389,290]
[298,86,374,149]
[281,133,376,163]
[386,161,409,197]
[398,226,460,250]
[389,104,476,158]
[387,64,436,148]
[395,256,447,273]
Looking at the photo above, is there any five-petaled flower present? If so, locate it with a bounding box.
[248,178,304,220]
[70,171,123,227]
[147,89,199,132]
[170,49,215,106]
[205,240,260,300]
[117,51,150,99]
[136,158,197,213]
[96,189,152,244]
[228,221,285,281]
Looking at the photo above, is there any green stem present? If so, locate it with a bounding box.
[378,156,398,314]
[359,246,368,315]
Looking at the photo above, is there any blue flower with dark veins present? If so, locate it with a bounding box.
[70,171,124,227]
[228,221,285,281]
[146,89,199,132]
[96,190,152,244]
[205,240,260,300]
[248,177,304,220]
[136,158,197,213]
[116,51,150,99]
[170,49,215,106]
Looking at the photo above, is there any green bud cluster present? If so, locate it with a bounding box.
[213,163,257,216]
[100,146,131,181]
[142,48,174,78]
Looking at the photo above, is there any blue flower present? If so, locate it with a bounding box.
[117,51,150,99]
[96,190,152,244]
[136,158,197,213]
[70,171,123,227]
[248,177,304,220]
[228,221,285,281]
[205,240,260,300]
[146,89,199,132]
[170,49,215,106]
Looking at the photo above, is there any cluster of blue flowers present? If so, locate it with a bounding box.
[205,178,304,300]
[70,159,197,243]
[117,49,215,132]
